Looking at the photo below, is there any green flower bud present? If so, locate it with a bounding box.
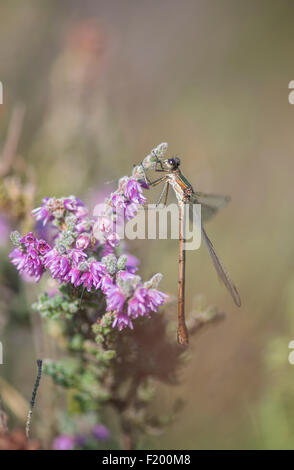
[102,254,117,275]
[117,254,127,271]
[78,261,89,272]
[144,273,163,289]
[57,244,67,254]
[10,230,22,246]
[65,214,77,231]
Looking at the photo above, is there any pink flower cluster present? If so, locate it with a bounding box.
[9,145,169,331]
[102,271,167,331]
[95,178,146,251]
[9,232,51,282]
[43,248,107,291]
[32,196,90,232]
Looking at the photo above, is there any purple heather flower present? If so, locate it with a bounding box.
[76,261,106,292]
[124,202,139,220]
[127,287,149,319]
[36,239,51,255]
[63,197,85,214]
[124,179,146,205]
[75,217,93,233]
[125,254,139,274]
[52,257,70,280]
[20,231,37,247]
[9,248,26,271]
[32,196,87,227]
[42,248,58,266]
[76,234,90,250]
[9,247,43,282]
[66,267,81,287]
[32,198,53,226]
[25,249,43,279]
[105,231,120,248]
[89,261,107,284]
[69,248,87,265]
[111,193,127,210]
[127,287,168,320]
[117,270,138,283]
[112,312,133,331]
[53,435,75,450]
[92,215,115,245]
[71,261,106,292]
[77,271,96,291]
[63,198,77,211]
[43,249,71,281]
[146,288,168,311]
[92,425,110,442]
[106,286,125,312]
[101,275,114,294]
[97,215,113,233]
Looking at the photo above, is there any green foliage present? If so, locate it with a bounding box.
[32,292,79,319]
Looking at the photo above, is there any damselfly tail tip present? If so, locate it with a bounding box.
[177,326,189,346]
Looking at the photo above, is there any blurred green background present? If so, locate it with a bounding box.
[1,0,294,449]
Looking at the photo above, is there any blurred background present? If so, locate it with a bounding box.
[1,0,294,449]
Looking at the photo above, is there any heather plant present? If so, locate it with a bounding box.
[9,143,223,449]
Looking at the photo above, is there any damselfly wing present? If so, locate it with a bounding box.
[188,191,241,307]
[190,192,231,222]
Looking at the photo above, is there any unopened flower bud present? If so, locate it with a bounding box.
[10,230,22,246]
[153,142,168,158]
[78,261,89,272]
[60,232,75,248]
[144,273,163,289]
[57,244,67,254]
[117,255,127,271]
[65,215,77,231]
[102,254,117,275]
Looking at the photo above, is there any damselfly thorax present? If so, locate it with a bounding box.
[167,170,194,203]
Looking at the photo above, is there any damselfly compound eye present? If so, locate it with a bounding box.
[166,158,180,169]
[167,158,176,168]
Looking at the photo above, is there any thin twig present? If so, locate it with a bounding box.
[26,360,43,439]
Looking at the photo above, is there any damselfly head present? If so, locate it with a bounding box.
[164,157,181,170]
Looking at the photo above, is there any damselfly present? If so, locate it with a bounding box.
[141,156,241,345]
